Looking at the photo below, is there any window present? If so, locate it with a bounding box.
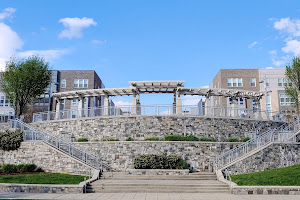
[278,78,283,87]
[278,78,291,87]
[71,110,77,118]
[265,78,269,87]
[74,79,88,88]
[279,93,295,106]
[61,79,66,88]
[227,78,243,87]
[72,99,78,106]
[239,98,244,105]
[266,94,271,113]
[0,96,10,107]
[250,78,256,87]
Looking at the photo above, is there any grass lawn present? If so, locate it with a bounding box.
[0,173,86,184]
[231,163,300,186]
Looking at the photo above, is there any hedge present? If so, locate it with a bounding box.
[134,154,189,169]
[0,129,23,151]
[1,164,38,174]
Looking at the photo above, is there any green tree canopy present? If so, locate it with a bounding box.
[1,56,52,117]
[285,57,300,113]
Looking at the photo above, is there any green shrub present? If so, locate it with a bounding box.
[22,164,37,172]
[2,164,17,173]
[126,137,134,141]
[227,138,239,142]
[242,137,251,142]
[102,138,119,141]
[165,135,184,141]
[199,137,216,142]
[145,137,160,141]
[16,164,25,173]
[77,138,88,142]
[184,135,199,141]
[134,154,189,169]
[93,139,99,142]
[0,129,23,151]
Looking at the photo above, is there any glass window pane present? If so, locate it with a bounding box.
[79,79,83,88]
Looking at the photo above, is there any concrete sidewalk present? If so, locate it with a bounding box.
[0,192,299,200]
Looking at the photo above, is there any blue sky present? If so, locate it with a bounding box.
[1,0,300,105]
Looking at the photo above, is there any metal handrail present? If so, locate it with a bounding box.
[10,119,108,171]
[215,116,300,170]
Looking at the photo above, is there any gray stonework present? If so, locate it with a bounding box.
[232,186,300,195]
[0,141,96,176]
[31,116,285,142]
[0,123,9,131]
[75,141,242,171]
[0,183,83,193]
[226,142,300,175]
[126,169,190,176]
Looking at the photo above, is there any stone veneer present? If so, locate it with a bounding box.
[226,142,300,175]
[75,141,241,171]
[232,186,300,195]
[31,116,285,142]
[0,141,96,176]
[0,123,9,131]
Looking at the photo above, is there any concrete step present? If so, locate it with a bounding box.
[86,188,230,193]
[89,184,228,188]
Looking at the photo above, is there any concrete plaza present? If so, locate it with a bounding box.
[0,193,299,200]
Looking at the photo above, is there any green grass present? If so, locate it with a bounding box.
[231,164,300,186]
[0,173,86,184]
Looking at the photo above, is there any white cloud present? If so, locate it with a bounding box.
[17,49,70,61]
[282,39,300,57]
[274,17,300,37]
[266,67,274,69]
[269,49,289,67]
[248,41,259,48]
[0,7,16,20]
[91,39,106,45]
[0,22,23,71]
[58,17,97,39]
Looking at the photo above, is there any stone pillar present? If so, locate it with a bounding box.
[254,99,262,119]
[104,95,109,116]
[176,91,182,115]
[232,97,238,117]
[131,92,137,115]
[77,96,84,117]
[55,99,61,120]
[173,93,176,115]
[205,96,210,116]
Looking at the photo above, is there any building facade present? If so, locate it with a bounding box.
[0,70,105,117]
[210,68,296,116]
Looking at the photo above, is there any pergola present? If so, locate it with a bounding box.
[52,80,264,117]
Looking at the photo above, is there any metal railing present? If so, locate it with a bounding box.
[10,118,106,171]
[32,105,286,122]
[0,114,14,123]
[215,117,300,170]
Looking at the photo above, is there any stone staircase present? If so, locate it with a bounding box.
[86,172,230,193]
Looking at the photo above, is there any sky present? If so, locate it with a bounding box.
[1,0,300,106]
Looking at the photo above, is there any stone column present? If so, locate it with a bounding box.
[176,91,182,115]
[137,93,141,115]
[131,92,137,115]
[55,98,62,120]
[232,97,238,117]
[254,99,262,119]
[78,96,84,117]
[173,93,176,115]
[205,95,210,116]
[104,95,109,116]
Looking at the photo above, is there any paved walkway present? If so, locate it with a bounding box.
[0,193,299,200]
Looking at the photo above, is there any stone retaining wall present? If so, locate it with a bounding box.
[76,141,241,171]
[0,183,83,193]
[232,186,300,195]
[0,141,95,176]
[227,142,300,175]
[0,123,9,131]
[126,169,189,176]
[32,116,284,142]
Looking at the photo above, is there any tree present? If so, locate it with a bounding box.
[285,57,300,114]
[1,56,52,117]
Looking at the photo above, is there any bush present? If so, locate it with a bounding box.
[2,164,38,174]
[0,129,23,151]
[2,164,17,173]
[102,138,119,141]
[126,137,134,141]
[134,154,189,169]
[199,137,216,142]
[242,137,251,142]
[145,137,160,141]
[227,138,239,142]
[184,135,199,141]
[77,138,88,142]
[165,135,184,141]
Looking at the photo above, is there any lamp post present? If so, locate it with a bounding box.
[259,78,272,119]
